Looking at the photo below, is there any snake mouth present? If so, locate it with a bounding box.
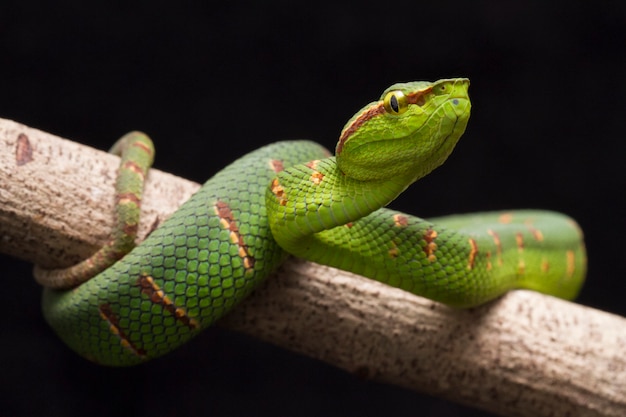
[412,96,470,174]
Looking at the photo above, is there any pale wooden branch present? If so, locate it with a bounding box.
[1,118,624,417]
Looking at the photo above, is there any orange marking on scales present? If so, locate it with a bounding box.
[305,160,320,169]
[515,232,524,253]
[121,222,139,237]
[485,251,493,271]
[123,160,146,180]
[423,227,438,262]
[515,233,525,274]
[498,213,513,224]
[131,139,154,156]
[310,171,324,185]
[213,201,256,270]
[117,191,141,206]
[388,241,400,258]
[268,159,284,172]
[270,178,287,206]
[467,238,479,270]
[393,214,409,227]
[486,229,503,266]
[524,223,544,242]
[305,160,324,184]
[137,275,199,329]
[98,304,147,358]
[406,90,430,106]
[337,105,385,154]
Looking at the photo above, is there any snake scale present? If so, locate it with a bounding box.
[35,78,586,366]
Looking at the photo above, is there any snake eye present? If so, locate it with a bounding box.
[383,90,408,115]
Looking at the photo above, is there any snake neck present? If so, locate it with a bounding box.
[266,156,413,250]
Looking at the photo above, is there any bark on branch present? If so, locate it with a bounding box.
[0,118,624,417]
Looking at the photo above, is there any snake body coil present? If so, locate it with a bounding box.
[40,79,586,366]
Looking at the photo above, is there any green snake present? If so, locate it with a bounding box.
[35,78,586,366]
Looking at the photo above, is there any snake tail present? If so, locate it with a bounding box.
[34,132,154,289]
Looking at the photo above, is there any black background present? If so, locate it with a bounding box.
[1,2,625,417]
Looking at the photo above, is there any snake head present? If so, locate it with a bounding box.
[336,78,471,182]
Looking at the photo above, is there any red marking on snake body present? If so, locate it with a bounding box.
[485,251,493,271]
[525,224,544,242]
[117,191,141,236]
[16,133,33,166]
[117,192,141,205]
[123,160,146,180]
[269,159,284,172]
[98,304,147,358]
[487,229,503,266]
[406,90,429,106]
[498,213,513,224]
[515,232,524,253]
[137,275,199,329]
[423,227,438,262]
[337,104,385,155]
[214,201,256,270]
[121,222,139,237]
[388,241,400,258]
[305,160,320,169]
[467,238,479,270]
[270,179,287,206]
[393,214,409,227]
[305,161,324,184]
[337,87,433,154]
[131,140,154,156]
[310,171,324,185]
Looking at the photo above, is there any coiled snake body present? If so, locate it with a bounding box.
[36,79,586,366]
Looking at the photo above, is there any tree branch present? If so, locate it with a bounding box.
[1,117,624,417]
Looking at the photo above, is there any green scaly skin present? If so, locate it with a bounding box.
[40,78,586,366]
